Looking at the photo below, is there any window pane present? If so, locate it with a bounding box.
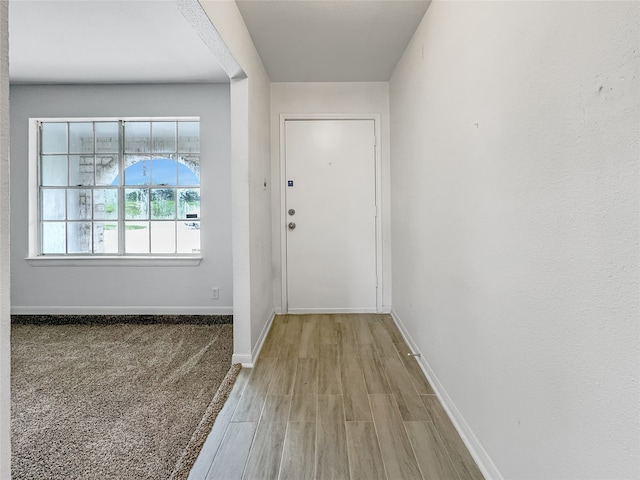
[151,156,177,185]
[94,222,118,254]
[178,121,199,153]
[96,155,119,185]
[95,122,119,153]
[125,188,148,220]
[178,155,200,185]
[152,122,176,153]
[124,122,150,153]
[67,189,92,220]
[178,221,200,254]
[38,119,201,257]
[69,122,94,153]
[42,222,66,254]
[41,155,68,186]
[125,222,149,253]
[178,188,200,219]
[124,155,151,185]
[41,189,66,220]
[41,123,68,154]
[94,188,118,220]
[151,222,175,254]
[69,155,95,186]
[67,222,92,254]
[150,188,175,220]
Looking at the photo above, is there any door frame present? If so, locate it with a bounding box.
[279,113,383,313]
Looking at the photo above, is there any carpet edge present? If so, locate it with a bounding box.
[168,363,243,480]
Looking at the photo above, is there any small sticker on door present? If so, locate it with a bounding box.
[288,180,294,187]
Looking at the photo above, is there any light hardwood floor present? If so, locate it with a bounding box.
[189,314,485,480]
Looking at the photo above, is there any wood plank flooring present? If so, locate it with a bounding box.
[189,314,484,480]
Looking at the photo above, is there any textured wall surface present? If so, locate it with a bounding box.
[0,1,10,476]
[390,2,639,478]
[10,84,232,314]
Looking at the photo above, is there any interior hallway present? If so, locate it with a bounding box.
[189,314,484,480]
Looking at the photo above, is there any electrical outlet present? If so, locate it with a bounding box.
[211,287,219,300]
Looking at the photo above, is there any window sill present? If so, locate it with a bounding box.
[25,256,203,267]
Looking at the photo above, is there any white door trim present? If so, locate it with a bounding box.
[279,113,383,314]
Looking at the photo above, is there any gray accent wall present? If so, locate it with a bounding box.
[10,84,232,314]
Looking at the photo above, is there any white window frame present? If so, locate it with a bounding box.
[26,117,202,267]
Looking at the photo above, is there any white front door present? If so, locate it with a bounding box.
[284,119,377,313]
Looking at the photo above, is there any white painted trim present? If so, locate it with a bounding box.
[229,76,252,375]
[32,116,200,123]
[279,115,288,312]
[27,116,205,261]
[11,305,233,315]
[25,256,203,267]
[390,309,503,480]
[288,308,378,314]
[373,116,383,315]
[279,113,383,314]
[28,119,38,258]
[231,353,252,367]
[251,310,275,366]
[175,0,245,80]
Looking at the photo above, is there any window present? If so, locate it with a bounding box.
[36,118,201,258]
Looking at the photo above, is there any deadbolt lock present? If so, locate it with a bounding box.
[288,209,296,216]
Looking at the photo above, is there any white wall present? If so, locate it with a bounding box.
[390,2,639,479]
[270,82,391,312]
[0,3,10,476]
[10,84,233,314]
[199,0,272,365]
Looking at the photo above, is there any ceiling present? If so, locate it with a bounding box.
[236,0,431,82]
[8,0,229,84]
[9,0,430,84]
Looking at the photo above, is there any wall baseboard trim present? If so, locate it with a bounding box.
[390,309,503,480]
[231,353,252,366]
[250,309,276,367]
[232,309,275,368]
[287,308,378,314]
[11,306,234,315]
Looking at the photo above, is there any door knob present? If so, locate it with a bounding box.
[288,222,296,230]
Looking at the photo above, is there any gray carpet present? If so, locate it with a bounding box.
[11,323,238,479]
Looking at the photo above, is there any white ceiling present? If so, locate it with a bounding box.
[9,0,431,85]
[8,0,229,84]
[236,0,431,82]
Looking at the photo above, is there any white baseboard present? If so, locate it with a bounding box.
[251,309,276,366]
[231,353,252,366]
[11,306,234,315]
[232,309,275,368]
[390,309,503,480]
[287,307,378,314]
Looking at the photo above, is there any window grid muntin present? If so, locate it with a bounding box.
[38,119,200,256]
